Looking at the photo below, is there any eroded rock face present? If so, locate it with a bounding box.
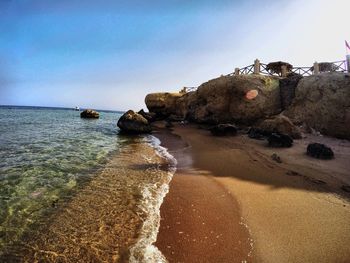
[138,109,156,122]
[117,110,152,134]
[285,73,350,139]
[256,115,302,139]
[145,92,184,119]
[187,75,281,124]
[80,109,99,119]
[279,74,303,110]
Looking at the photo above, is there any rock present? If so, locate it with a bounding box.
[256,115,302,139]
[138,109,156,122]
[210,124,238,136]
[284,73,350,139]
[268,133,293,147]
[117,110,152,134]
[187,74,281,124]
[341,185,350,193]
[247,127,271,140]
[271,153,282,163]
[145,92,184,119]
[80,109,99,119]
[279,74,303,110]
[306,143,334,159]
[266,61,293,75]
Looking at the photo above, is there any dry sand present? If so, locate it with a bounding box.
[155,123,350,263]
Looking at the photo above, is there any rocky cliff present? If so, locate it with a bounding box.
[284,72,350,139]
[144,72,350,139]
[146,74,281,125]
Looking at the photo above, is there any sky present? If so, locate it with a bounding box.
[0,0,349,111]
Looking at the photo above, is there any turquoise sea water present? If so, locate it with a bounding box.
[0,106,123,251]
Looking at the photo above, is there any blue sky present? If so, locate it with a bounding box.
[0,0,349,110]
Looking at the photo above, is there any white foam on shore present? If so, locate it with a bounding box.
[129,136,177,263]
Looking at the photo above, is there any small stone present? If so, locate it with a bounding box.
[271,153,282,163]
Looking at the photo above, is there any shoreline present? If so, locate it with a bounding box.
[153,126,254,263]
[154,123,350,262]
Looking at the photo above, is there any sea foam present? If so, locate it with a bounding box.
[129,136,177,263]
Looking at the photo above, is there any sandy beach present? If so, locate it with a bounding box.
[155,123,350,263]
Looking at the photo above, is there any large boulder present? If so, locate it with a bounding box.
[138,109,156,122]
[255,115,302,139]
[306,143,334,160]
[80,109,99,119]
[145,92,184,119]
[117,110,152,134]
[186,74,281,124]
[284,73,350,139]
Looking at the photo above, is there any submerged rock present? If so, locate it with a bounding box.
[268,133,293,148]
[117,110,152,134]
[256,115,302,139]
[80,109,99,119]
[210,124,237,136]
[306,143,334,159]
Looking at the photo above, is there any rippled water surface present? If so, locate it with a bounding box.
[0,106,123,252]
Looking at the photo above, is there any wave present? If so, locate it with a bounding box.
[129,136,177,263]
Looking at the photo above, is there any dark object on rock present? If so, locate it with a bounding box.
[306,143,334,159]
[268,133,293,147]
[341,185,350,193]
[138,109,156,122]
[248,128,271,140]
[117,110,152,134]
[286,170,301,176]
[310,62,337,73]
[271,153,282,163]
[210,124,237,136]
[165,121,174,128]
[80,109,99,119]
[266,61,293,76]
[280,74,303,110]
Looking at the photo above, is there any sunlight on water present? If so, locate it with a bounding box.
[0,107,123,253]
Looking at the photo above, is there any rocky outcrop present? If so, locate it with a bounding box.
[145,92,184,119]
[210,124,238,136]
[306,143,334,159]
[284,73,350,139]
[255,115,302,139]
[190,75,280,124]
[80,109,99,119]
[117,110,152,134]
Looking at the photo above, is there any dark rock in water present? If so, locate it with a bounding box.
[306,143,334,159]
[271,153,282,163]
[248,128,271,140]
[210,124,238,136]
[117,110,152,134]
[268,133,293,147]
[138,109,156,122]
[80,109,99,119]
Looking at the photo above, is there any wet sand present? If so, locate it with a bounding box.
[155,123,350,263]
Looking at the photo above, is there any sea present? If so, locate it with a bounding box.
[0,105,176,262]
